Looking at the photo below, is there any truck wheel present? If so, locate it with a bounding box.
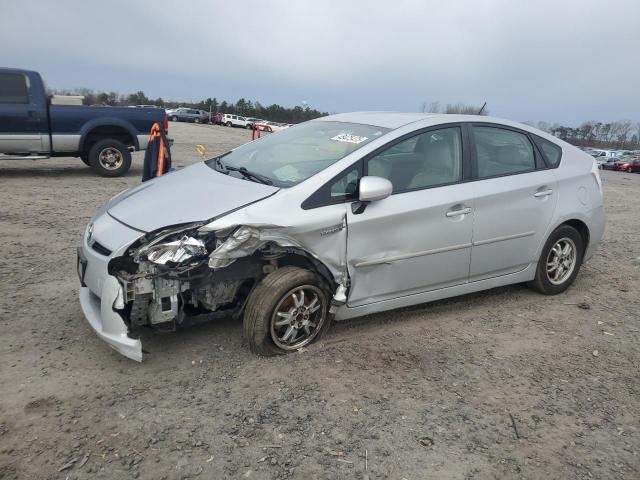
[243,266,332,356]
[88,139,132,177]
[80,154,90,166]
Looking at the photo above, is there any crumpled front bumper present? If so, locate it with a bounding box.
[77,213,144,362]
[79,279,142,362]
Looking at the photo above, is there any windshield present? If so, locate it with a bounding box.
[206,121,389,187]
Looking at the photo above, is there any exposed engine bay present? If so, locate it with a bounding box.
[107,223,347,332]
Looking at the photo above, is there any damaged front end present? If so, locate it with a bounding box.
[107,222,348,357]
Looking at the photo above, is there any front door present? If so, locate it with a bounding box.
[0,72,48,153]
[468,125,558,280]
[346,125,474,307]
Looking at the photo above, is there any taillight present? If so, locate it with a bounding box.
[163,114,169,133]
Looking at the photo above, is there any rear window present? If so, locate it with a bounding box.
[0,73,29,104]
[533,135,562,168]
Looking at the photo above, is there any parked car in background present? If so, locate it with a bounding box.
[168,108,209,123]
[256,121,290,133]
[245,118,264,129]
[600,158,623,170]
[617,157,640,173]
[0,68,167,176]
[221,113,249,128]
[77,112,604,361]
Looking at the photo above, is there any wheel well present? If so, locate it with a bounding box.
[269,250,337,293]
[83,126,135,154]
[561,219,590,255]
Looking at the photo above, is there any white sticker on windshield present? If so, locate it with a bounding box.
[331,133,368,144]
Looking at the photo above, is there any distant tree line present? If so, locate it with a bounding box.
[48,88,329,124]
[421,101,489,115]
[524,120,640,150]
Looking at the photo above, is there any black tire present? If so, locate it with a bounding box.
[171,116,178,122]
[88,139,132,177]
[627,167,633,173]
[226,121,232,127]
[528,225,584,295]
[243,266,332,356]
[80,154,90,166]
[194,118,201,123]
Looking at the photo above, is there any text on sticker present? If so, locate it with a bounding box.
[331,134,368,144]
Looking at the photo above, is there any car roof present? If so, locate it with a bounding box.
[316,111,539,132]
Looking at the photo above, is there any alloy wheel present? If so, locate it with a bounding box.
[270,285,326,350]
[98,147,123,170]
[546,237,577,285]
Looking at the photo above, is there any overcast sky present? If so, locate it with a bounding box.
[1,0,638,125]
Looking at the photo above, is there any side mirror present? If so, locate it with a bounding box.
[352,176,392,215]
[359,176,392,202]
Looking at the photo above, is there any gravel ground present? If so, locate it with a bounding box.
[1,122,639,480]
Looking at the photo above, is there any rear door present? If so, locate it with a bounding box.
[0,72,48,153]
[468,124,558,280]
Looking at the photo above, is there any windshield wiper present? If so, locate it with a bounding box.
[217,159,273,185]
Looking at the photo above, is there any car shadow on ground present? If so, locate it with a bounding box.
[0,164,145,178]
[129,282,529,361]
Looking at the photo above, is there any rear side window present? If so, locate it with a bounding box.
[472,126,535,178]
[532,135,562,168]
[0,73,29,104]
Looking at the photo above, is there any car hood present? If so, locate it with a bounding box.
[107,162,279,232]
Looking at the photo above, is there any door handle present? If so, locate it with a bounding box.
[446,207,472,217]
[534,189,553,198]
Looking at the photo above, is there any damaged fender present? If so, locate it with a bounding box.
[201,204,350,306]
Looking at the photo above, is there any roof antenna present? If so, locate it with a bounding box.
[477,102,487,115]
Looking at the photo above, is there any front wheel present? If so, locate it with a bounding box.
[528,225,584,295]
[171,116,178,122]
[243,267,332,356]
[226,121,232,127]
[88,139,132,177]
[627,167,633,173]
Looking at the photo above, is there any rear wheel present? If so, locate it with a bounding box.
[243,267,332,356]
[88,139,132,177]
[528,225,584,295]
[195,118,201,124]
[226,121,232,127]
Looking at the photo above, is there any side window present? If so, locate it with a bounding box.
[302,164,361,209]
[0,73,29,104]
[366,127,462,193]
[473,126,535,178]
[532,135,562,168]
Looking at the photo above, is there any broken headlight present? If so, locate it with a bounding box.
[144,236,207,265]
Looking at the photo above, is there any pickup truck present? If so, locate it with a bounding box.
[0,68,168,176]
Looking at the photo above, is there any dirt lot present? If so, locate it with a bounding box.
[1,122,639,480]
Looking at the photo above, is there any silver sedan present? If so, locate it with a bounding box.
[77,112,605,360]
